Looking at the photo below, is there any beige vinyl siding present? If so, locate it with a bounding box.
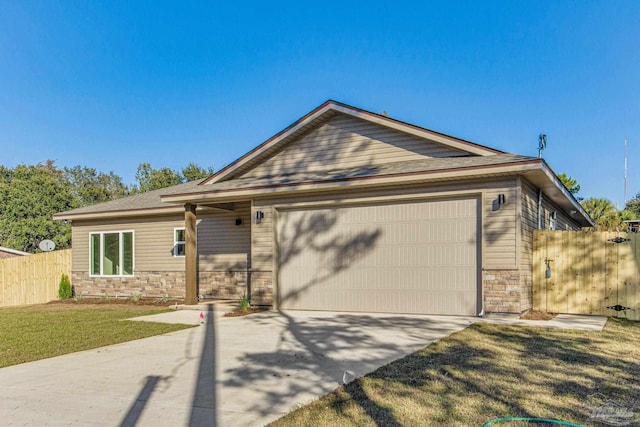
[241,114,470,179]
[251,177,518,271]
[521,178,539,268]
[520,178,539,311]
[541,197,581,231]
[72,207,251,273]
[197,202,251,270]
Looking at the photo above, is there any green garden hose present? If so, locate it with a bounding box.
[483,417,583,427]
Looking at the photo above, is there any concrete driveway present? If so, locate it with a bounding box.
[0,309,475,427]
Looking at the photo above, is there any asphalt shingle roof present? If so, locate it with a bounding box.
[54,179,205,217]
[56,153,537,218]
[167,153,537,196]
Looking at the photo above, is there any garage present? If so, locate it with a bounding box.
[276,197,480,315]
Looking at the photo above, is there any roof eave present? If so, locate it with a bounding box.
[52,206,185,221]
[162,160,543,204]
[518,163,593,227]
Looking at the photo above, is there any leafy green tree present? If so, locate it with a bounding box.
[64,166,129,206]
[0,162,74,252]
[581,197,628,231]
[131,162,214,193]
[131,163,184,193]
[182,162,214,182]
[625,192,640,219]
[558,173,582,201]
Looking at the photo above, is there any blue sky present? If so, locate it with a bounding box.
[1,1,638,207]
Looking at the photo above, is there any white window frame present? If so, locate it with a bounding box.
[549,211,558,230]
[89,230,135,277]
[173,227,186,257]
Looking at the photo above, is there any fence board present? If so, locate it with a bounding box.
[0,250,72,307]
[533,231,640,320]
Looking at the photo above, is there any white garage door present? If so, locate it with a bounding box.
[276,197,479,315]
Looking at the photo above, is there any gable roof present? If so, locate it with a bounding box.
[53,100,593,227]
[201,100,504,184]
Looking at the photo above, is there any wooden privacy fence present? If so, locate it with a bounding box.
[533,231,640,320]
[0,249,72,307]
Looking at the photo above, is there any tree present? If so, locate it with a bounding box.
[182,162,214,182]
[581,197,627,231]
[558,173,582,201]
[63,166,129,206]
[625,192,640,219]
[0,162,74,252]
[131,162,214,193]
[131,163,184,193]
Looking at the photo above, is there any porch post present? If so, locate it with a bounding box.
[184,203,197,305]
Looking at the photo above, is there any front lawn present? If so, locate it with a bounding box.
[0,303,193,368]
[270,318,640,427]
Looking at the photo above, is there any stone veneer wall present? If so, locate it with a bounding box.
[249,271,273,306]
[482,269,523,313]
[73,268,523,313]
[199,271,247,300]
[72,270,251,301]
[72,271,186,298]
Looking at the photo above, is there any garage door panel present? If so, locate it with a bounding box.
[277,197,479,315]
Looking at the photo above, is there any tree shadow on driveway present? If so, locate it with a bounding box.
[220,311,474,425]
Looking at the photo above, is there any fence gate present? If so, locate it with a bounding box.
[533,231,640,320]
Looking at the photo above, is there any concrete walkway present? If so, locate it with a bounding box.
[0,310,478,427]
[480,313,608,331]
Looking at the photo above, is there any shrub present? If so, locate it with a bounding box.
[239,294,251,312]
[58,274,72,300]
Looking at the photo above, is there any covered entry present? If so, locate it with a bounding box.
[276,197,480,315]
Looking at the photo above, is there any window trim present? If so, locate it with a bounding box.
[549,211,558,230]
[89,230,135,277]
[173,227,186,257]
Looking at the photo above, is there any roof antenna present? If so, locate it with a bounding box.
[624,139,628,204]
[538,134,547,158]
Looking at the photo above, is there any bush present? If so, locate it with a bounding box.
[239,294,251,312]
[58,274,72,300]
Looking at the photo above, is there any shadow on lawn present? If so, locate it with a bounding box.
[375,323,639,425]
[263,321,639,426]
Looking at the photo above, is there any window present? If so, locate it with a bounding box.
[549,211,558,230]
[174,227,186,257]
[90,231,134,276]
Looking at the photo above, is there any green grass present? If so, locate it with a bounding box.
[270,319,640,427]
[0,303,194,368]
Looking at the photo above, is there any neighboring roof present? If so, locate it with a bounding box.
[0,246,31,256]
[53,179,205,220]
[201,100,504,184]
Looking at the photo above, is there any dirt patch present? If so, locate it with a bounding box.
[48,298,182,307]
[520,310,558,320]
[224,307,269,317]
